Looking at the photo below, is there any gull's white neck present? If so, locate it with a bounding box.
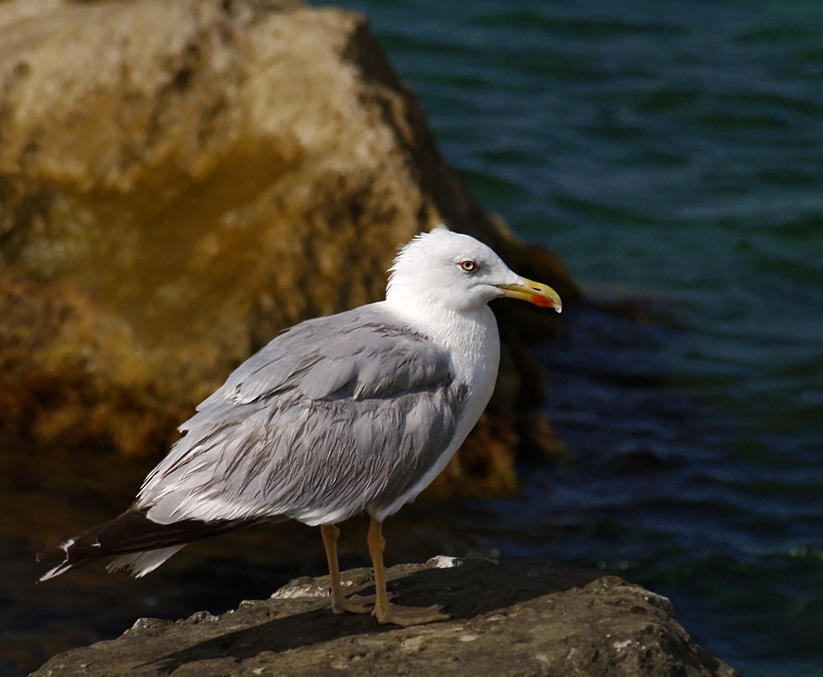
[382,294,501,402]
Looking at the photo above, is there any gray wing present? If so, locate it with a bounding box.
[137,304,468,526]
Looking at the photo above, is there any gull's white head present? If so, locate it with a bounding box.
[386,226,562,314]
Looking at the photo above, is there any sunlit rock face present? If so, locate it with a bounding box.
[0,0,574,491]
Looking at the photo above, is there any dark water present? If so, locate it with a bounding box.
[4,1,823,675]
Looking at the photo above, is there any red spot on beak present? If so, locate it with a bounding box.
[532,295,554,308]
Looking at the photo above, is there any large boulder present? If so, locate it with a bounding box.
[0,0,577,492]
[32,559,740,676]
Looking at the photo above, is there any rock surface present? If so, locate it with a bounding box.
[32,558,739,677]
[0,0,576,493]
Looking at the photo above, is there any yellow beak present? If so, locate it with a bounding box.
[498,277,563,312]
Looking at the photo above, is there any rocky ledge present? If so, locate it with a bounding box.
[33,558,739,676]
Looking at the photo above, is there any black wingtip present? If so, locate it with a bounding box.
[36,545,65,565]
[36,508,260,582]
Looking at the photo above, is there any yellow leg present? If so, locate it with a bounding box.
[367,517,450,626]
[320,524,385,614]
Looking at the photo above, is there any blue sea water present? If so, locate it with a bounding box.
[3,1,822,675]
[340,1,823,675]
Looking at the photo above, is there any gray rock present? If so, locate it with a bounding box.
[33,559,739,676]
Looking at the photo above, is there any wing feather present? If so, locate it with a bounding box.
[138,305,467,526]
[195,305,452,410]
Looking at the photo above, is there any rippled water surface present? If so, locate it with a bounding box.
[4,1,823,675]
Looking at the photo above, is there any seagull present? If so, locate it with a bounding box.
[37,226,562,626]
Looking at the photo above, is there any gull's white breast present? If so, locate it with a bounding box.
[370,302,501,520]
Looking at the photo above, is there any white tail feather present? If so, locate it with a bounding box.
[106,546,186,577]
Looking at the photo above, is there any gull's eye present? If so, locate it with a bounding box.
[460,260,479,273]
